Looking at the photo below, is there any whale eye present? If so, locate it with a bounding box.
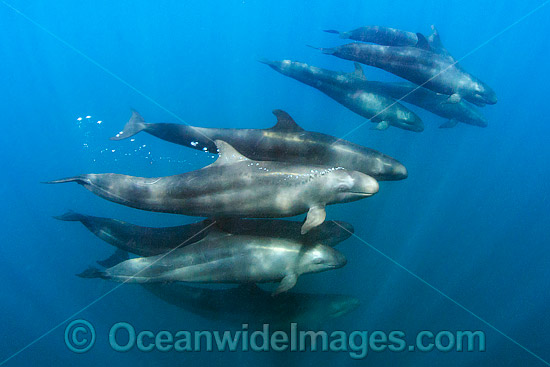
[337,184,349,192]
[313,257,323,265]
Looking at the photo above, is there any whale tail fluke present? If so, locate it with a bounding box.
[53,210,87,222]
[323,29,350,39]
[42,175,89,185]
[76,266,108,279]
[110,109,147,141]
[306,44,321,50]
[257,57,272,65]
[307,44,334,55]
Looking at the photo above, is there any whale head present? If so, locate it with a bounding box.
[396,108,425,132]
[323,295,360,319]
[472,82,497,105]
[317,169,379,204]
[464,104,489,127]
[365,157,408,181]
[307,295,360,322]
[299,244,347,274]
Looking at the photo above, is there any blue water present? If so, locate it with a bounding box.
[1,0,550,365]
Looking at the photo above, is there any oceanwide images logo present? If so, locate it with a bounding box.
[65,320,486,359]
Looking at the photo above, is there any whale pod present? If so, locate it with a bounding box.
[262,59,424,132]
[364,78,488,127]
[316,42,497,106]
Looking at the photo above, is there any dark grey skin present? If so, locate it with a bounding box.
[367,79,488,128]
[325,26,419,47]
[324,25,489,125]
[325,25,446,54]
[112,109,408,181]
[142,283,359,327]
[316,41,497,107]
[46,140,379,234]
[78,230,347,295]
[261,59,424,132]
[326,25,458,66]
[55,211,355,257]
[54,211,209,257]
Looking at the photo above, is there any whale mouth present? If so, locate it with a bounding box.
[347,192,376,197]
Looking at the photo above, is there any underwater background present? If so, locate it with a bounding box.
[1,0,550,365]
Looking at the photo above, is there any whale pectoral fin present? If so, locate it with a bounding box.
[439,119,459,129]
[370,121,390,131]
[301,206,326,234]
[272,274,298,296]
[447,94,461,104]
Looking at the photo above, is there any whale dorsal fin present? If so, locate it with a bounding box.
[427,25,444,51]
[353,62,367,80]
[427,25,456,61]
[270,110,304,132]
[210,140,251,166]
[415,33,431,51]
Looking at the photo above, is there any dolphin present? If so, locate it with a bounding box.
[77,229,348,295]
[315,36,497,106]
[261,59,424,132]
[142,283,360,328]
[325,25,419,47]
[111,109,408,181]
[324,25,450,56]
[54,211,355,258]
[45,140,379,234]
[264,60,485,128]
